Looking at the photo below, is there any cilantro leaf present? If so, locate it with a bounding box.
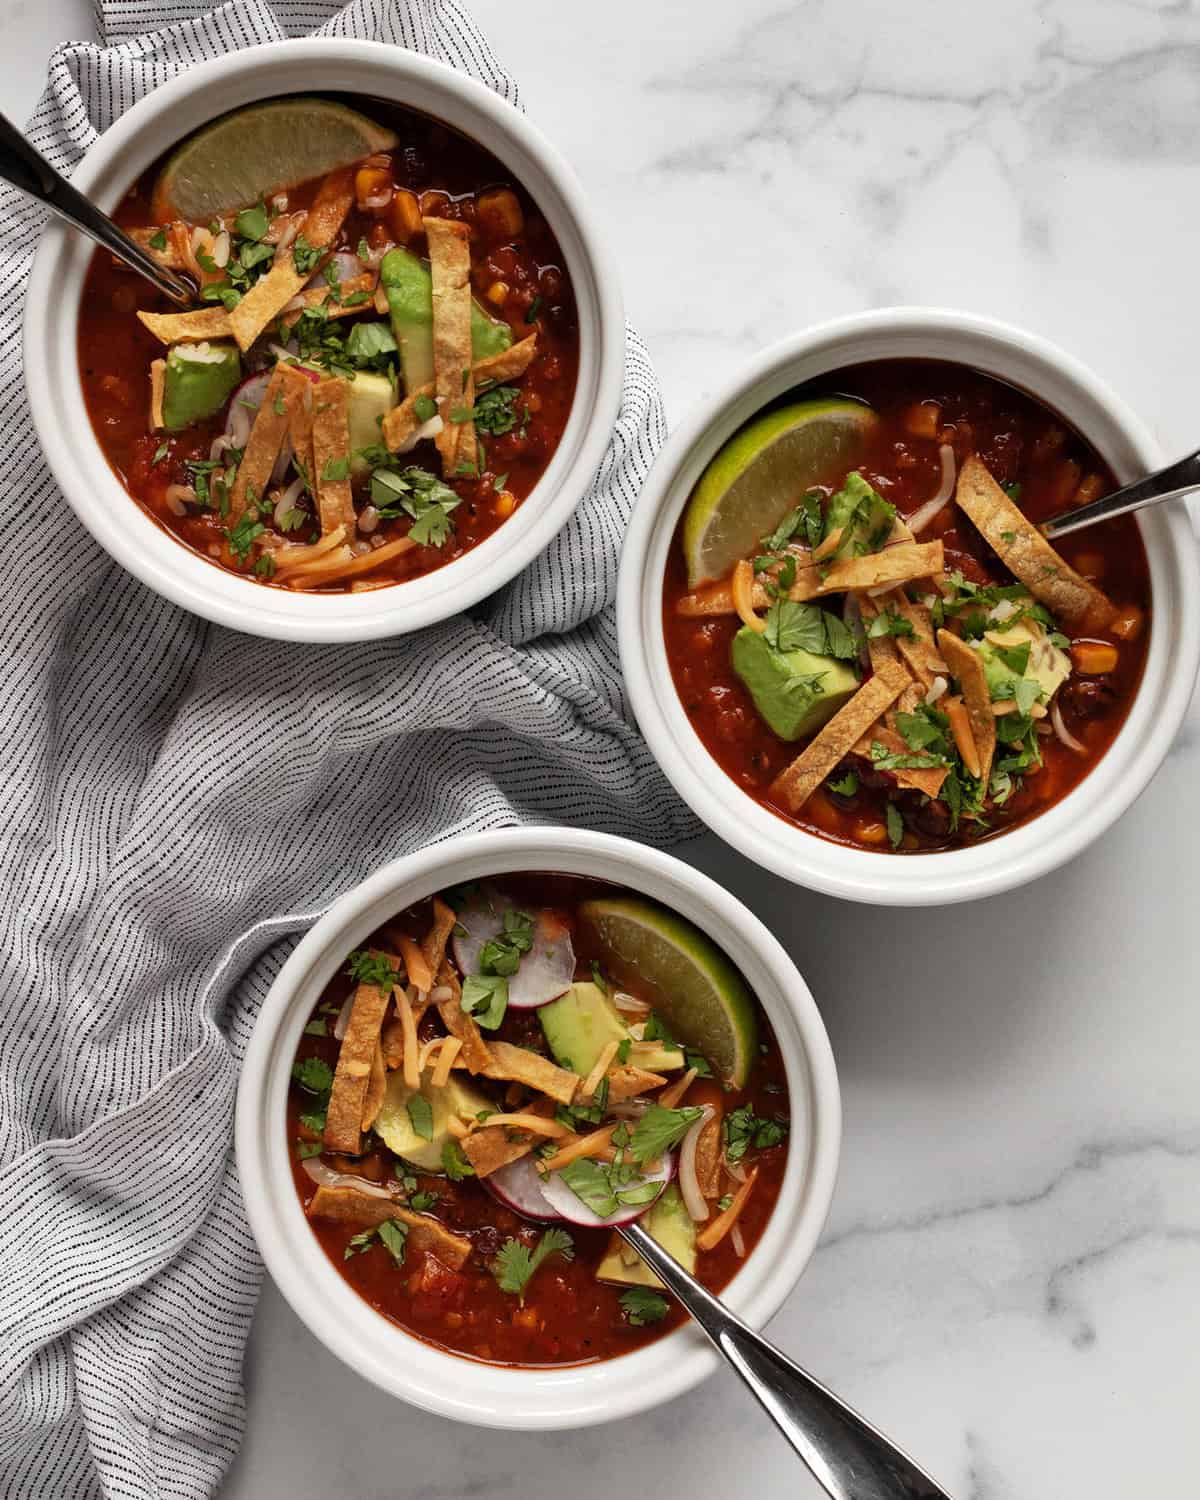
[490,1228,574,1301]
[630,1104,704,1164]
[345,950,399,990]
[724,1106,789,1163]
[764,599,858,660]
[291,1056,333,1097]
[406,1094,434,1141]
[620,1287,669,1326]
[234,201,269,241]
[473,384,520,436]
[292,234,321,275]
[442,1140,475,1180]
[460,972,507,1029]
[827,771,858,797]
[377,1218,408,1266]
[885,801,905,849]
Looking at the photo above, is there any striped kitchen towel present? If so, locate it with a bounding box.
[0,3,697,1495]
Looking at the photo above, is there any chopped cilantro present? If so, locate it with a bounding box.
[152,441,169,465]
[291,1056,333,1098]
[302,1018,327,1037]
[620,1287,669,1326]
[147,228,168,251]
[764,599,858,660]
[442,1140,475,1180]
[321,456,351,484]
[224,514,263,566]
[885,800,905,849]
[406,1094,434,1141]
[630,1104,704,1164]
[827,770,858,797]
[473,384,520,436]
[409,1190,437,1214]
[867,608,915,639]
[295,1140,323,1159]
[292,234,321,275]
[234,201,269,241]
[413,394,437,423]
[491,1228,574,1301]
[460,972,508,1029]
[345,950,399,990]
[724,1105,789,1163]
[344,320,397,368]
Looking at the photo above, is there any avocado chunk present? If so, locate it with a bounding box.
[374,1068,493,1172]
[379,247,512,395]
[339,369,395,477]
[161,340,241,430]
[538,981,684,1076]
[596,1185,696,1288]
[731,626,859,741]
[823,470,896,556]
[976,614,1071,710]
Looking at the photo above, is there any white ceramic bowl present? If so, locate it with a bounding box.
[236,826,840,1428]
[619,307,1200,907]
[25,40,624,640]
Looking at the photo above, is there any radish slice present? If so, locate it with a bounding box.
[539,1152,674,1228]
[452,890,575,1010]
[483,1156,560,1222]
[226,371,272,447]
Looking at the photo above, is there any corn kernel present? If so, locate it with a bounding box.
[1073,551,1105,580]
[485,279,510,307]
[476,187,524,240]
[903,402,940,439]
[1110,605,1144,641]
[389,189,423,244]
[494,491,517,518]
[1072,472,1106,508]
[355,165,392,212]
[853,818,889,846]
[1071,641,1119,676]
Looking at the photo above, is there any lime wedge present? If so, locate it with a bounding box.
[151,99,399,222]
[682,398,877,587]
[579,896,758,1089]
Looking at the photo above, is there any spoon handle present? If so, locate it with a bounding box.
[1041,446,1200,541]
[0,111,194,307]
[618,1219,954,1500]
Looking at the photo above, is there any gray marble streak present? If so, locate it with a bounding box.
[2,0,1199,1496]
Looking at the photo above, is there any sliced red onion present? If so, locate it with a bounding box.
[392,412,444,454]
[270,434,295,487]
[332,990,355,1042]
[226,372,272,448]
[361,188,392,210]
[452,890,574,1010]
[429,984,452,1004]
[209,433,236,465]
[274,476,306,529]
[210,230,231,269]
[362,241,393,269]
[678,1105,714,1223]
[608,1099,651,1121]
[164,484,195,517]
[301,1156,398,1199]
[611,990,650,1016]
[267,341,301,364]
[725,1159,747,1185]
[924,675,948,706]
[906,444,957,535]
[483,1156,560,1222]
[1051,699,1086,754]
[730,1223,746,1258]
[358,505,380,535]
[539,1151,674,1228]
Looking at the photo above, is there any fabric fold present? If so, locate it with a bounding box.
[0,2,697,1494]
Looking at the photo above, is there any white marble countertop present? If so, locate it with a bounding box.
[5,3,1199,1497]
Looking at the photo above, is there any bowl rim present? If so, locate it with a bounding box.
[618,306,1200,906]
[24,39,625,641]
[234,826,841,1428]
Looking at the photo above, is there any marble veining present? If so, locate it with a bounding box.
[2,1,1198,1496]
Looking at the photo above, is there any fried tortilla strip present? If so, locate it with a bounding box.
[461,1098,557,1177]
[149,359,165,430]
[852,721,948,799]
[311,378,357,536]
[137,306,233,344]
[605,1064,668,1103]
[938,630,997,786]
[285,373,315,500]
[227,363,308,524]
[227,168,355,351]
[480,1041,580,1107]
[696,1108,723,1200]
[422,897,458,977]
[870,588,947,687]
[856,593,904,675]
[323,967,394,1155]
[955,454,1115,631]
[425,217,476,475]
[434,958,493,1073]
[306,1185,471,1269]
[677,543,946,617]
[382,334,538,451]
[770,660,910,813]
[361,1042,386,1132]
[280,272,378,329]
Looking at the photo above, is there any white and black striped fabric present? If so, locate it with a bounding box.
[0,3,697,1494]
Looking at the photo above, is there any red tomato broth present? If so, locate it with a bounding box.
[662,359,1151,853]
[77,96,578,590]
[287,874,789,1368]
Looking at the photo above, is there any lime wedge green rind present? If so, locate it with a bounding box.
[578,896,758,1089]
[152,99,399,222]
[682,397,877,588]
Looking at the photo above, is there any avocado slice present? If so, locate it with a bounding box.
[340,369,395,477]
[161,340,241,430]
[596,1185,696,1288]
[823,471,896,556]
[731,626,858,741]
[977,615,1071,707]
[539,981,684,1076]
[373,1068,493,1172]
[379,247,512,395]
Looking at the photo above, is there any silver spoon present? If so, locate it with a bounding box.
[619,1218,955,1500]
[1042,448,1200,541]
[0,109,194,307]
